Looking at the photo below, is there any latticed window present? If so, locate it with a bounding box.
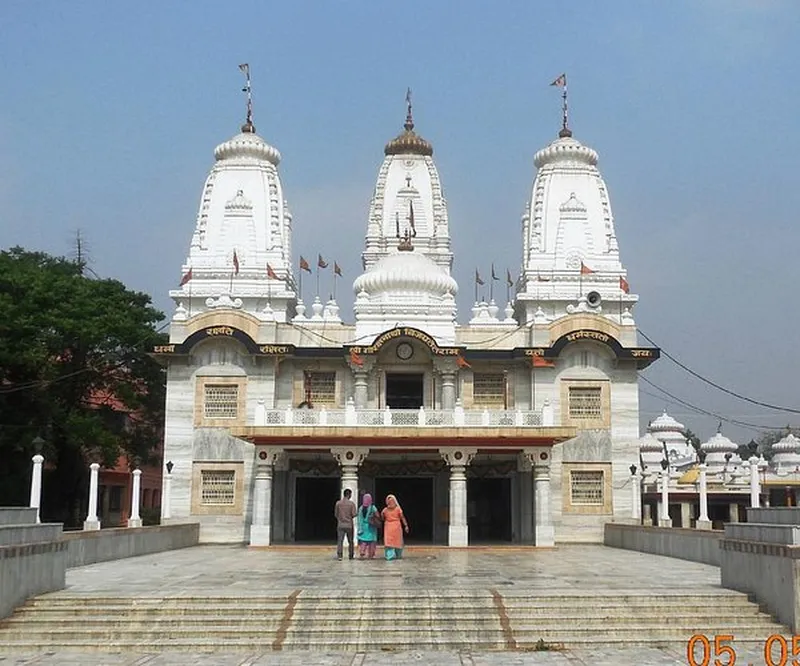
[200,470,236,505]
[473,373,506,407]
[203,384,239,419]
[570,470,604,505]
[304,371,336,405]
[568,386,602,419]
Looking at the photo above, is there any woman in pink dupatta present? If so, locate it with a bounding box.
[381,494,409,560]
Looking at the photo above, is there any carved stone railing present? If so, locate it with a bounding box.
[254,401,555,428]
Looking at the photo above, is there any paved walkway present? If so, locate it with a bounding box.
[55,543,720,595]
[1,544,771,664]
[0,646,775,665]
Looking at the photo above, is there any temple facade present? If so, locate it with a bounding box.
[156,94,659,546]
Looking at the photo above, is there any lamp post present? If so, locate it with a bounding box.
[29,435,45,524]
[749,455,761,508]
[660,457,672,527]
[697,449,711,530]
[163,461,173,521]
[629,464,640,521]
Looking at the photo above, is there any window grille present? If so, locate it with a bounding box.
[304,371,336,405]
[570,470,604,505]
[203,384,239,419]
[200,470,236,505]
[568,386,602,419]
[472,373,506,407]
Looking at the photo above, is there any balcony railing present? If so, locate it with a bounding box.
[253,401,555,428]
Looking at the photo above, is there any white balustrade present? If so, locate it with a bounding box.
[253,407,545,428]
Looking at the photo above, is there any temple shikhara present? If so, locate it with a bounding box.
[155,73,661,546]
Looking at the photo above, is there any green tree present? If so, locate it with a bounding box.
[0,247,166,526]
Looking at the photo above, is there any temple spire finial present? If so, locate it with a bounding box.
[404,87,414,132]
[550,73,571,138]
[239,63,255,133]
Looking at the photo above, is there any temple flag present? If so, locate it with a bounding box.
[491,264,499,281]
[238,63,249,75]
[266,263,279,280]
[299,256,311,273]
[179,268,193,287]
[580,261,595,275]
[334,262,342,277]
[619,276,630,294]
[318,254,328,269]
[475,269,484,286]
[233,250,240,275]
[349,348,364,367]
[506,269,514,288]
[456,353,471,369]
[408,200,416,235]
[550,73,567,87]
[531,355,556,368]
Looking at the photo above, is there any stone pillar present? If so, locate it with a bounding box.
[696,463,711,529]
[348,358,374,410]
[517,453,533,542]
[630,469,639,521]
[251,448,284,546]
[29,454,44,524]
[440,372,457,410]
[440,448,477,546]
[162,468,173,521]
[128,469,142,528]
[660,469,672,527]
[643,503,653,526]
[728,502,739,523]
[749,456,760,508]
[525,447,554,546]
[331,447,370,522]
[433,358,459,411]
[83,462,101,531]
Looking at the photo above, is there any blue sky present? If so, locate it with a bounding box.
[2,0,800,444]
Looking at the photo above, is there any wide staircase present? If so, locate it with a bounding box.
[0,589,788,651]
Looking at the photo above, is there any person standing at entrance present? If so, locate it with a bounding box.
[334,489,357,560]
[381,494,409,560]
[357,493,379,559]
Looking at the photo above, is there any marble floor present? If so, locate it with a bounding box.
[2,545,773,664]
[55,543,720,596]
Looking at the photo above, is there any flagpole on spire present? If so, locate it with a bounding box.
[405,87,414,131]
[239,63,254,133]
[550,73,570,138]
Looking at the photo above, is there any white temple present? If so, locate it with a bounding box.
[157,81,661,546]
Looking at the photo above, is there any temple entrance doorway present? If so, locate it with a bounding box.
[385,373,424,409]
[374,476,434,542]
[467,478,513,543]
[294,477,340,542]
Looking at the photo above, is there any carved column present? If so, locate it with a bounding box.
[29,454,44,524]
[128,469,143,528]
[348,358,374,410]
[749,456,761,508]
[250,447,284,546]
[696,463,711,529]
[440,448,477,546]
[524,447,554,546]
[83,462,101,531]
[434,358,459,410]
[331,447,370,509]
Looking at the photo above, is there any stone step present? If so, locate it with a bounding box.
[0,609,772,631]
[0,621,786,641]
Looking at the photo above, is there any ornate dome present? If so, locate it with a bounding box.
[214,130,281,165]
[384,106,433,157]
[534,135,598,168]
[353,249,457,297]
[700,432,738,454]
[649,411,686,435]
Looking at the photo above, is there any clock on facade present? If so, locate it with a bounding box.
[396,342,414,360]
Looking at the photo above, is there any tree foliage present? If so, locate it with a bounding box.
[0,247,166,525]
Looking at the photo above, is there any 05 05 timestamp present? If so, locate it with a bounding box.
[687,634,800,666]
